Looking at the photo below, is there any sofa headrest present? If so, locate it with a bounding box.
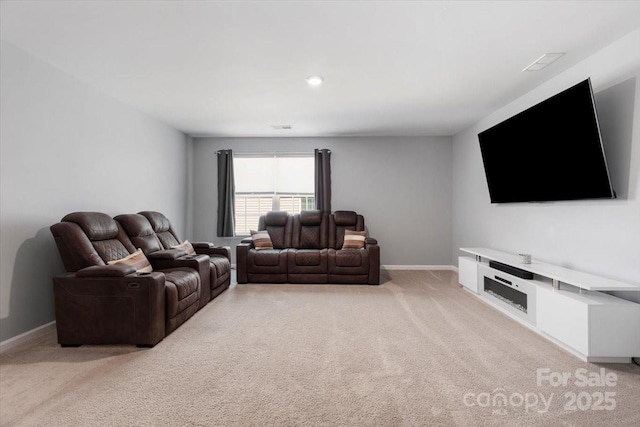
[139,211,171,232]
[300,210,322,226]
[114,214,155,237]
[333,211,357,226]
[61,212,118,241]
[264,211,289,227]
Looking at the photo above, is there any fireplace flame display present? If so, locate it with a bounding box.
[484,276,528,313]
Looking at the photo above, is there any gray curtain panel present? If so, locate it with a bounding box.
[314,148,332,213]
[217,149,235,237]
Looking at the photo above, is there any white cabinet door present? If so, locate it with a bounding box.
[537,287,589,355]
[590,305,640,357]
[458,256,479,293]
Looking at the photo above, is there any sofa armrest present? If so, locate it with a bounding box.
[194,245,231,260]
[366,240,380,285]
[236,242,252,284]
[76,265,136,277]
[153,253,209,269]
[52,272,166,346]
[192,242,215,250]
[148,249,187,260]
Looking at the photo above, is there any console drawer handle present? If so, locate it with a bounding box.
[128,282,141,289]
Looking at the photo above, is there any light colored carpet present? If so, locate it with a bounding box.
[1,270,639,426]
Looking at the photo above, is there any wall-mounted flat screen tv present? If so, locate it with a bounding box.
[478,78,615,203]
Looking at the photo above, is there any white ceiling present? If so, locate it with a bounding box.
[2,1,640,137]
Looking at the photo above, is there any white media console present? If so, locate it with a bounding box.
[459,248,640,363]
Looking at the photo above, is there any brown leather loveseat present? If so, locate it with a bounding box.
[50,211,231,347]
[50,212,200,347]
[237,210,380,285]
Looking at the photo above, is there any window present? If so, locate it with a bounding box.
[234,154,315,235]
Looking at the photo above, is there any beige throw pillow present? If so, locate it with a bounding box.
[107,248,153,273]
[342,230,366,249]
[171,240,196,255]
[251,230,274,251]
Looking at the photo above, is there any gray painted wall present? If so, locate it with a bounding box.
[191,136,452,266]
[0,41,189,342]
[451,29,640,299]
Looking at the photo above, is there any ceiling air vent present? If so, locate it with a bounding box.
[271,125,292,130]
[522,53,564,72]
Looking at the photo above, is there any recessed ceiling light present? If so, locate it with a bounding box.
[305,75,324,86]
[522,53,564,72]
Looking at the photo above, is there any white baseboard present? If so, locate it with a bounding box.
[0,321,56,353]
[232,264,456,272]
[383,265,457,271]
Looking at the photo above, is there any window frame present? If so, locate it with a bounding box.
[233,152,315,236]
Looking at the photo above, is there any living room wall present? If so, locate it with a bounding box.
[0,41,189,343]
[190,136,452,266]
[451,29,640,299]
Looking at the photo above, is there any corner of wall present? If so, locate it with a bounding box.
[185,135,195,240]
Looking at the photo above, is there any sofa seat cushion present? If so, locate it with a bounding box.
[210,257,231,276]
[336,250,364,267]
[328,249,369,275]
[288,249,328,274]
[247,249,288,274]
[253,249,283,266]
[294,249,321,266]
[163,268,200,300]
[162,268,200,318]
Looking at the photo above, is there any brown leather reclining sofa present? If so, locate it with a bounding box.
[237,210,380,285]
[50,211,231,347]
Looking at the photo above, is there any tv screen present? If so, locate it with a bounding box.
[478,78,615,203]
